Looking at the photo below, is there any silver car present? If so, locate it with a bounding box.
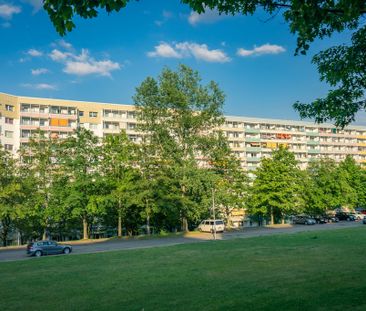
[27,240,72,257]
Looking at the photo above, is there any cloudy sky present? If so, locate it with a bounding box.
[0,0,356,122]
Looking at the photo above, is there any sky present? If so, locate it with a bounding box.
[0,0,361,123]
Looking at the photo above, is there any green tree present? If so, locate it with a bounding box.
[208,133,248,227]
[0,146,23,246]
[101,131,139,237]
[134,65,225,231]
[43,0,366,127]
[247,146,304,224]
[19,131,61,240]
[305,157,356,213]
[60,128,102,239]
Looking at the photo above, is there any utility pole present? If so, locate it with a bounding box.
[212,188,216,240]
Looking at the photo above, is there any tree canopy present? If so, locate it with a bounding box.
[42,0,366,127]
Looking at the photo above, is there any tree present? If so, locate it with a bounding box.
[101,131,139,237]
[247,146,305,224]
[305,157,356,213]
[43,0,366,127]
[60,128,102,239]
[207,132,248,227]
[0,146,23,246]
[134,64,226,231]
[19,131,62,240]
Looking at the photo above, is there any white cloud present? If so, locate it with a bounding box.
[63,59,120,77]
[188,8,226,26]
[147,42,182,59]
[22,83,57,90]
[49,47,120,77]
[176,42,230,63]
[0,4,21,20]
[58,39,73,50]
[49,49,70,61]
[148,41,230,63]
[31,68,49,75]
[237,44,286,57]
[23,0,43,13]
[27,49,43,57]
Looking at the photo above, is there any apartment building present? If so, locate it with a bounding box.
[1,92,366,172]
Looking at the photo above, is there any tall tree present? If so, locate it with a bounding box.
[0,146,23,246]
[247,146,304,224]
[43,0,366,126]
[306,157,357,213]
[101,131,139,237]
[134,64,225,231]
[19,131,61,240]
[60,128,102,239]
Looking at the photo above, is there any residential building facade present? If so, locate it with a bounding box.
[1,92,366,172]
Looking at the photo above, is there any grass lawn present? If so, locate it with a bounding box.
[1,227,366,311]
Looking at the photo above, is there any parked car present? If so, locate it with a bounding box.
[313,215,327,224]
[198,219,225,233]
[335,212,355,221]
[293,215,316,225]
[324,215,339,223]
[363,216,366,225]
[27,240,72,257]
[350,212,364,221]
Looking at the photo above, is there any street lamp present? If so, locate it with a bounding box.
[212,188,216,240]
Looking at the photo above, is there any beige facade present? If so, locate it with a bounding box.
[1,92,366,172]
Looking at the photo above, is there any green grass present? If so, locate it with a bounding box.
[1,227,366,311]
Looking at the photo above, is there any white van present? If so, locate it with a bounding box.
[198,219,225,233]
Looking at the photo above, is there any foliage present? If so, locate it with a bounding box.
[247,146,305,222]
[306,157,357,213]
[0,146,23,246]
[134,64,226,230]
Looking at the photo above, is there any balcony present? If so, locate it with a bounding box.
[245,137,261,142]
[308,149,320,154]
[245,128,260,134]
[245,147,262,152]
[306,141,319,145]
[246,157,261,162]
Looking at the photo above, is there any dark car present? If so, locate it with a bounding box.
[27,240,72,257]
[313,216,327,224]
[363,216,366,225]
[324,215,339,223]
[335,212,355,221]
[293,215,316,225]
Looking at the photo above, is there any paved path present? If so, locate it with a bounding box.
[0,221,362,263]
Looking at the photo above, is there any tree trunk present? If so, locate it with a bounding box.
[42,228,47,240]
[118,199,122,238]
[146,215,151,235]
[182,217,188,232]
[270,208,274,225]
[118,214,122,238]
[83,216,88,240]
[281,218,285,224]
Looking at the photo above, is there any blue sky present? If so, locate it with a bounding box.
[0,0,358,123]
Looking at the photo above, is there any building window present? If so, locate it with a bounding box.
[5,131,13,138]
[4,144,13,151]
[79,111,84,117]
[5,105,14,111]
[5,117,13,124]
[89,112,98,118]
[89,123,98,129]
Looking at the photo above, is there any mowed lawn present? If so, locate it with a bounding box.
[1,228,366,311]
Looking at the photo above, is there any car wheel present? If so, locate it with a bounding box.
[63,248,71,255]
[347,218,350,221]
[35,250,42,257]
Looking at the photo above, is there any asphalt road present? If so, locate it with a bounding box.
[0,221,363,263]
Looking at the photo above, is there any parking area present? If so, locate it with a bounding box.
[0,221,363,263]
